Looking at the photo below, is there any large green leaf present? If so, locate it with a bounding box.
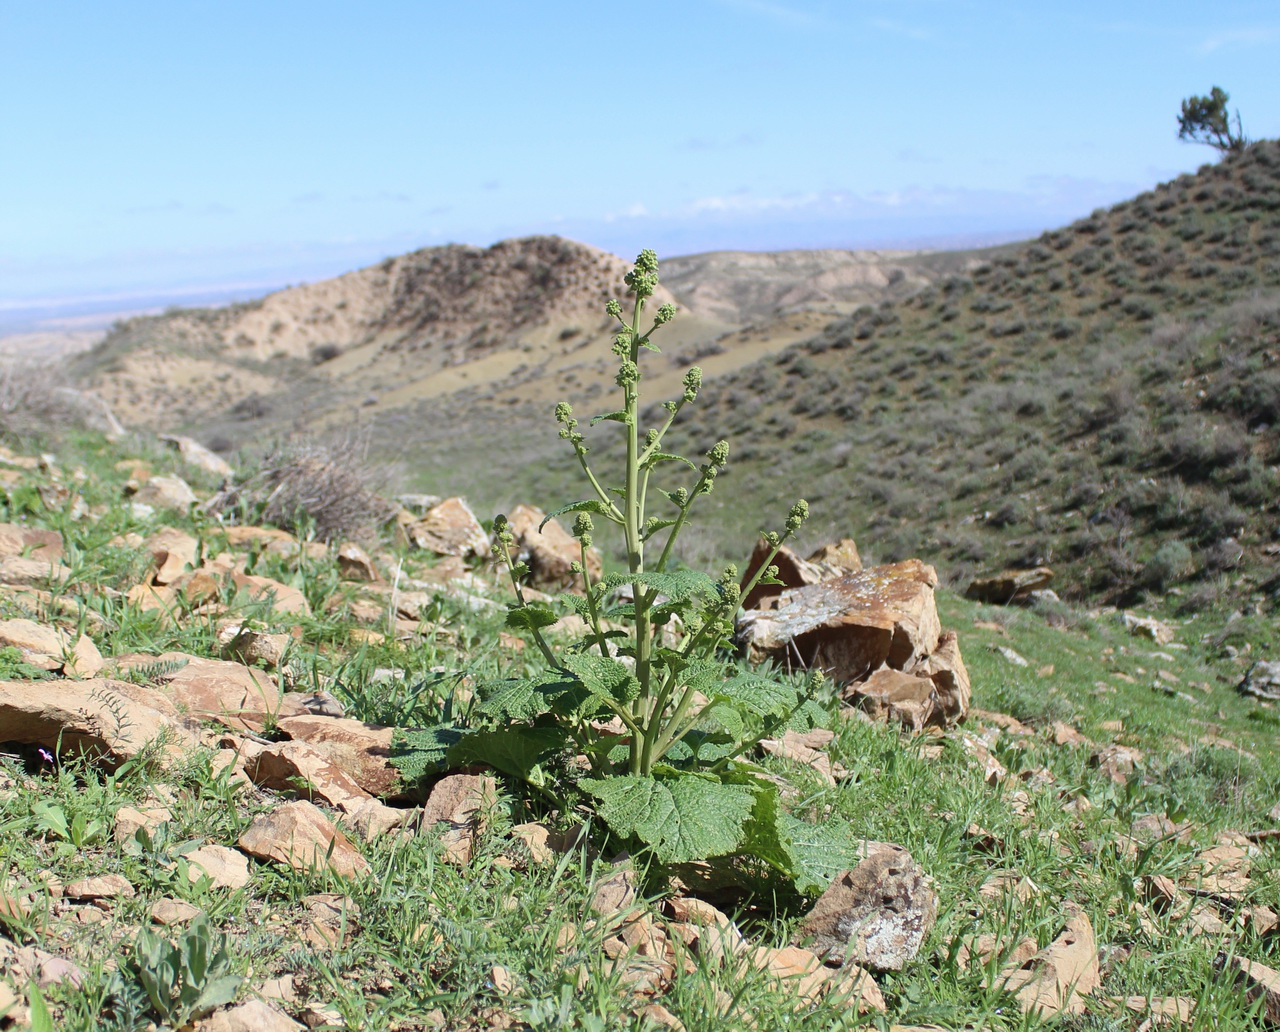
[562,653,640,704]
[776,811,859,895]
[390,724,468,782]
[582,772,754,863]
[712,673,799,718]
[448,725,569,780]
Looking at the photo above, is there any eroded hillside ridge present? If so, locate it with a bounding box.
[71,236,677,430]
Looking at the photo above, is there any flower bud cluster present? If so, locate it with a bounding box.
[616,359,639,388]
[572,512,594,547]
[682,366,702,403]
[624,249,660,299]
[785,499,810,531]
[654,303,677,326]
[611,332,632,358]
[605,298,622,320]
[491,514,514,552]
[556,401,585,447]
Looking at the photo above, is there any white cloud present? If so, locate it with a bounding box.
[1198,26,1279,53]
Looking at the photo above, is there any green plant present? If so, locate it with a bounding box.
[31,801,107,850]
[108,915,242,1028]
[395,251,845,888]
[1178,86,1248,155]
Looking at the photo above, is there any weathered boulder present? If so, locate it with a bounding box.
[276,715,400,799]
[397,497,488,557]
[738,560,941,683]
[1237,661,1280,702]
[505,503,603,593]
[965,568,1054,605]
[0,556,67,587]
[795,842,937,972]
[237,800,370,879]
[0,678,197,765]
[1121,612,1175,645]
[219,626,291,669]
[847,670,945,732]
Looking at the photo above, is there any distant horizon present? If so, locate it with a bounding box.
[0,224,1034,337]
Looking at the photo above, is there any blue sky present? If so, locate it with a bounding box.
[2,0,1278,308]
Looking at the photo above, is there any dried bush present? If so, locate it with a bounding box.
[0,360,113,445]
[206,431,398,542]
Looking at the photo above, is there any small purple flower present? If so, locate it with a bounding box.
[37,748,54,765]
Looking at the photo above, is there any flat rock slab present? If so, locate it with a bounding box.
[0,677,197,765]
[0,618,102,677]
[194,999,304,1031]
[848,630,971,731]
[126,652,281,732]
[238,800,370,879]
[0,523,63,563]
[738,560,941,684]
[795,841,937,972]
[241,738,374,813]
[276,714,400,798]
[996,913,1099,1017]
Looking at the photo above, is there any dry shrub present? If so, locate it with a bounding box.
[0,360,76,444]
[207,431,398,542]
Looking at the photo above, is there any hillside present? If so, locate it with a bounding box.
[70,239,941,448]
[398,143,1280,618]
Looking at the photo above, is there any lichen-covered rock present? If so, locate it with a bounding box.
[965,567,1054,604]
[795,842,937,972]
[738,560,941,683]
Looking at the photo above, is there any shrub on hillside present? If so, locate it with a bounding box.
[206,432,398,542]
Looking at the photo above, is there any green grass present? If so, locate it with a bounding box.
[1,435,1277,1029]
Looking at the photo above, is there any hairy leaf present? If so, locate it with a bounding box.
[713,672,798,718]
[539,499,621,530]
[582,772,754,863]
[562,652,641,704]
[449,725,569,779]
[505,602,559,631]
[390,725,468,782]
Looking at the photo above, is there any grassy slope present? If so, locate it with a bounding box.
[400,143,1280,640]
[0,435,1277,1030]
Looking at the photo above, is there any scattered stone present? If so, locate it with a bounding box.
[276,714,399,798]
[241,738,373,813]
[965,567,1054,605]
[1091,743,1144,784]
[848,669,948,733]
[219,626,291,670]
[64,874,135,902]
[183,845,251,889]
[336,542,380,582]
[113,803,173,844]
[160,434,234,477]
[1123,613,1175,646]
[149,898,202,925]
[419,774,497,863]
[1219,954,1280,1023]
[996,646,1029,667]
[996,913,1099,1017]
[759,728,840,784]
[979,871,1042,902]
[0,556,68,588]
[298,1004,345,1029]
[0,618,101,677]
[640,1003,686,1030]
[398,497,488,556]
[1050,722,1091,748]
[591,867,639,920]
[147,527,200,585]
[194,999,304,1031]
[131,474,198,510]
[504,503,603,593]
[238,800,371,878]
[1237,661,1280,702]
[0,523,63,563]
[142,653,281,732]
[795,842,937,972]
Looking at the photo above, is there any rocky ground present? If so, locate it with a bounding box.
[0,432,1277,1031]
